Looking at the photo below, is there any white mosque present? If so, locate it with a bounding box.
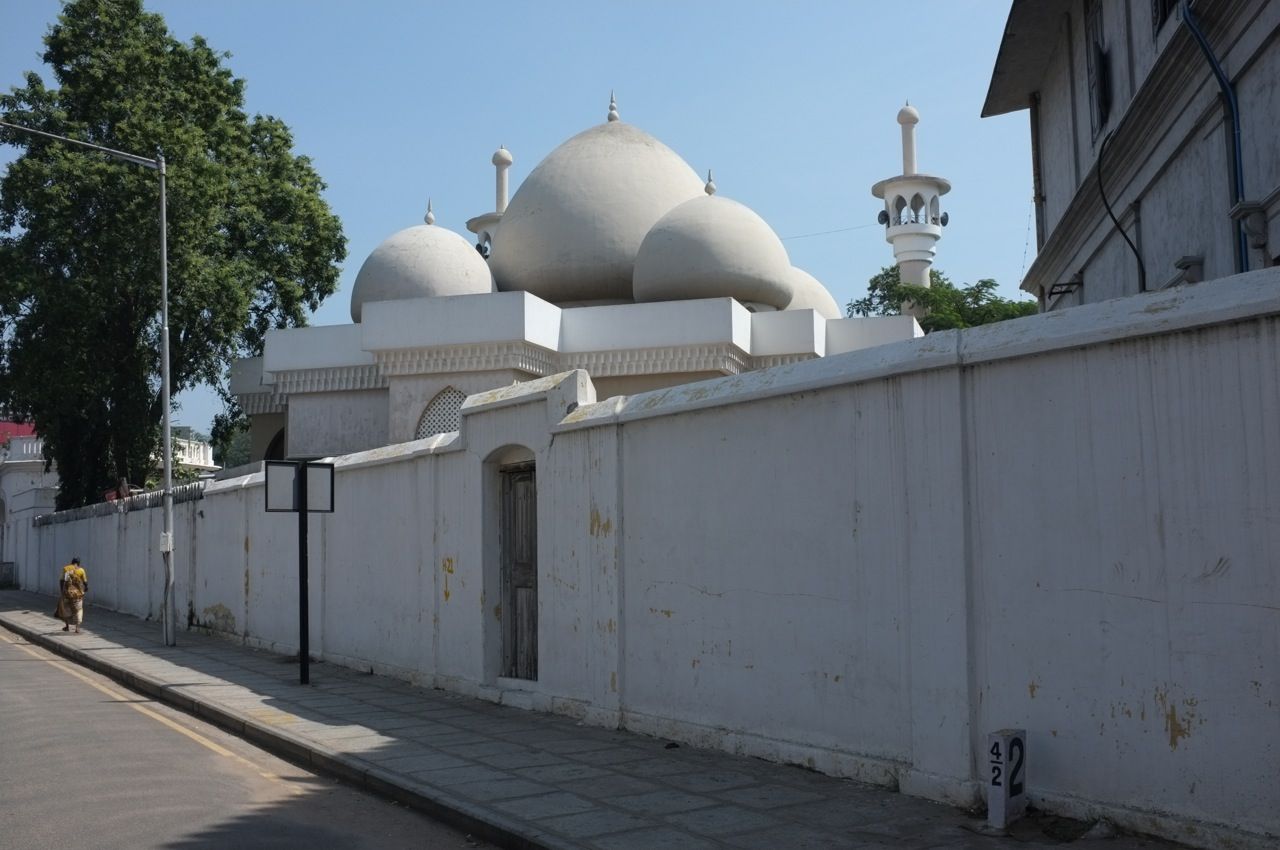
[232,97,945,460]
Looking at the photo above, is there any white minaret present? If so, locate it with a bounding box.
[871,104,951,300]
[466,145,514,254]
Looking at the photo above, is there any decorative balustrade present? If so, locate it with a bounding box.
[2,435,45,461]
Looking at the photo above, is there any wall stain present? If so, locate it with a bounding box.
[610,671,617,692]
[1198,557,1231,580]
[550,574,578,592]
[1154,687,1202,750]
[493,605,502,621]
[589,507,613,538]
[649,607,674,618]
[243,536,250,553]
[442,556,454,601]
[200,603,236,634]
[1028,681,1039,699]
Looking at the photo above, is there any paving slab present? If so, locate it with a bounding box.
[0,590,1189,850]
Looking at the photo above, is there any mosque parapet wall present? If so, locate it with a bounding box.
[16,268,1280,850]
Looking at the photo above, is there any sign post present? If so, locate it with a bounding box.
[266,459,335,684]
[987,728,1028,829]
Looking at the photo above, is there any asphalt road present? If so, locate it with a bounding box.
[0,628,493,850]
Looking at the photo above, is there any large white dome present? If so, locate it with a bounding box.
[785,267,843,319]
[487,120,704,304]
[349,222,495,322]
[632,192,794,309]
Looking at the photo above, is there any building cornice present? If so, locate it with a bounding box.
[751,353,819,371]
[562,344,750,377]
[374,342,557,378]
[237,392,286,416]
[271,363,388,395]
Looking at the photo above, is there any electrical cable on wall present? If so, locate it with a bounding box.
[1097,131,1147,292]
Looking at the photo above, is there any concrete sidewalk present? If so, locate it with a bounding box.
[0,591,1179,850]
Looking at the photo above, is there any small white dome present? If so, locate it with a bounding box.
[349,223,495,322]
[488,120,704,304]
[784,267,843,319]
[633,194,794,309]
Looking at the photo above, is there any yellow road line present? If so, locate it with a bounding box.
[0,628,292,788]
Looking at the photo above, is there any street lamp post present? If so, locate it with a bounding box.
[0,120,177,646]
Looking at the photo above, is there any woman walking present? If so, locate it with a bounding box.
[55,557,88,633]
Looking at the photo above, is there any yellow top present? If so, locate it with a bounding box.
[61,564,87,592]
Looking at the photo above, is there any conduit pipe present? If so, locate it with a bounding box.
[1181,1,1249,272]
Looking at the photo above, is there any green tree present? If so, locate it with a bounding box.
[212,421,251,469]
[0,0,345,508]
[847,266,1037,333]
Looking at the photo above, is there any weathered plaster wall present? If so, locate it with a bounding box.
[964,316,1280,841]
[17,270,1280,849]
[288,389,389,459]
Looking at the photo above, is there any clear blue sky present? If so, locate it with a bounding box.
[1,0,1032,436]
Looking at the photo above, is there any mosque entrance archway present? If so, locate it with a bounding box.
[499,461,537,680]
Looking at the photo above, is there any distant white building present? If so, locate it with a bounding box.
[234,98,922,461]
[171,428,218,473]
[0,434,57,570]
[984,0,1279,309]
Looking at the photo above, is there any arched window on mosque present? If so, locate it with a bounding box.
[416,387,468,439]
[910,193,926,224]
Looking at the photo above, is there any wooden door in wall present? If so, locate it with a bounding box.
[500,463,537,680]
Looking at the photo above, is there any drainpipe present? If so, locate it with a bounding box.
[1181,1,1249,273]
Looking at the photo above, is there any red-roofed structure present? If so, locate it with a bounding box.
[0,421,36,441]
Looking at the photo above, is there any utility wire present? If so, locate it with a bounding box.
[1019,195,1033,282]
[1098,131,1147,292]
[781,222,880,241]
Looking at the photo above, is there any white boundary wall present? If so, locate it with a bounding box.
[14,269,1280,849]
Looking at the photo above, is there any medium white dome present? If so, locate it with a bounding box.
[488,121,704,304]
[632,194,794,309]
[785,267,843,319]
[349,223,495,322]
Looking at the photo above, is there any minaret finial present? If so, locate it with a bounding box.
[704,169,716,196]
[607,90,619,122]
[492,145,513,214]
[897,102,921,175]
[424,198,435,226]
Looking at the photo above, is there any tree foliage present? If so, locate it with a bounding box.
[212,420,251,469]
[0,0,345,508]
[847,265,1037,333]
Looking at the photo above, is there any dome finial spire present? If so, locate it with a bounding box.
[607,90,619,122]
[424,198,435,226]
[492,145,513,213]
[704,169,716,196]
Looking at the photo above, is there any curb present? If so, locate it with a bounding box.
[0,611,575,850]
